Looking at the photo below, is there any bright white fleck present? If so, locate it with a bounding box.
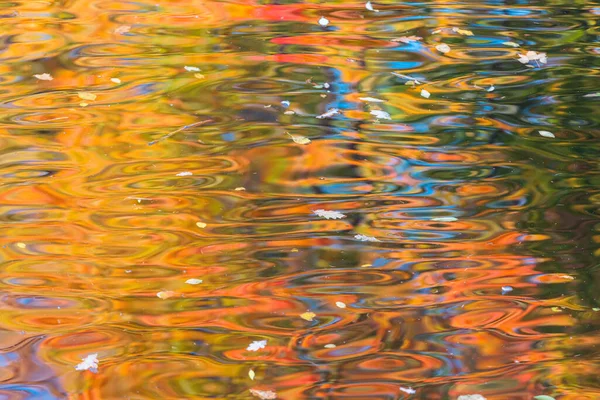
[359,97,385,103]
[196,222,207,228]
[176,171,193,176]
[313,209,346,220]
[185,278,203,285]
[335,301,346,308]
[323,83,330,89]
[184,66,201,72]
[111,78,121,84]
[420,89,431,98]
[281,100,290,108]
[318,16,329,27]
[370,110,391,120]
[366,1,378,11]
[432,217,457,222]
[457,395,487,400]
[354,234,380,242]
[539,130,555,138]
[502,286,513,293]
[400,387,416,394]
[487,85,495,92]
[249,389,277,400]
[324,344,336,348]
[316,108,339,119]
[247,340,267,352]
[436,43,451,53]
[503,41,520,47]
[249,369,255,380]
[75,353,99,372]
[34,73,53,81]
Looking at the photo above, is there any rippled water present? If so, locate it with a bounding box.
[1,0,599,399]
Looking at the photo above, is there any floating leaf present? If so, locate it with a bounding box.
[176,171,193,176]
[503,41,520,47]
[75,353,99,372]
[235,187,246,191]
[420,89,431,98]
[533,396,556,400]
[247,340,267,352]
[324,344,336,348]
[365,1,378,11]
[114,25,131,35]
[457,395,487,400]
[355,234,380,242]
[185,278,203,285]
[502,286,514,293]
[250,389,277,400]
[249,369,255,380]
[518,51,547,66]
[313,209,346,220]
[583,92,600,98]
[184,66,200,72]
[432,216,457,222]
[316,108,339,119]
[78,92,97,101]
[194,73,205,80]
[370,109,391,120]
[539,130,555,138]
[196,222,207,228]
[452,27,474,36]
[436,43,451,54]
[359,97,385,103]
[300,311,316,321]
[34,73,53,81]
[288,134,311,145]
[157,291,176,299]
[318,16,329,27]
[335,301,346,309]
[16,242,26,249]
[400,387,416,394]
[391,36,422,43]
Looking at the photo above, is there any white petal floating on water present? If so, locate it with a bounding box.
[318,16,329,27]
[75,353,99,372]
[502,286,513,293]
[247,340,267,352]
[110,77,121,84]
[533,396,556,400]
[335,301,346,308]
[249,369,255,380]
[157,291,176,299]
[185,278,203,285]
[316,108,339,119]
[435,43,451,54]
[184,66,201,72]
[432,217,457,222]
[249,389,277,400]
[355,234,380,242]
[289,134,311,144]
[359,97,385,103]
[539,130,555,138]
[400,387,416,395]
[370,110,391,120]
[583,92,600,98]
[420,89,430,98]
[313,209,346,220]
[487,85,495,92]
[391,36,422,43]
[78,92,97,101]
[457,395,487,400]
[324,344,336,348]
[176,171,193,176]
[366,1,378,11]
[503,41,520,47]
[34,73,53,81]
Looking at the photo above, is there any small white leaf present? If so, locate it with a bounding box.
[354,234,380,242]
[75,353,99,372]
[324,344,336,348]
[313,209,346,220]
[34,73,53,81]
[176,171,193,176]
[185,278,203,285]
[400,387,416,394]
[539,130,555,138]
[359,97,385,103]
[247,340,267,352]
[533,396,556,400]
[365,1,377,11]
[111,78,121,84]
[436,43,451,54]
[289,134,311,144]
[249,389,277,400]
[370,110,391,120]
[318,16,329,27]
[431,217,457,222]
[184,66,201,72]
[335,301,346,308]
[157,291,176,299]
[316,108,339,119]
[420,89,430,98]
[502,286,513,293]
[457,395,487,400]
[249,369,255,380]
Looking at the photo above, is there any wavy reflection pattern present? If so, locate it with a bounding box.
[0,0,598,399]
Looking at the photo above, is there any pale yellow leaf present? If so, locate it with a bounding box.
[194,73,205,80]
[34,73,53,81]
[234,187,246,191]
[78,92,97,101]
[16,242,26,249]
[196,222,207,228]
[335,301,346,309]
[289,134,310,145]
[300,311,316,321]
[249,369,255,380]
[436,43,451,54]
[111,78,121,84]
[114,25,131,35]
[79,102,88,107]
[324,344,336,348]
[157,291,176,299]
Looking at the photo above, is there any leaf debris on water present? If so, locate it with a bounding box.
[157,291,176,299]
[16,242,26,249]
[111,78,121,84]
[370,109,391,120]
[318,16,329,27]
[400,387,416,395]
[432,216,457,222]
[184,66,201,72]
[457,395,487,400]
[287,133,310,144]
[196,222,207,228]
[249,369,255,380]
[359,97,385,103]
[539,130,555,138]
[452,27,474,36]
[250,389,277,400]
[176,171,193,176]
[533,396,556,400]
[247,340,267,352]
[313,209,346,219]
[355,234,380,242]
[114,25,131,35]
[185,278,203,285]
[235,187,246,191]
[316,108,339,119]
[148,119,212,145]
[335,301,346,309]
[420,89,431,98]
[436,43,451,54]
[366,1,378,12]
[300,311,316,321]
[391,36,422,43]
[324,344,336,348]
[75,353,99,372]
[503,41,520,47]
[518,51,547,66]
[34,73,53,81]
[78,92,97,101]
